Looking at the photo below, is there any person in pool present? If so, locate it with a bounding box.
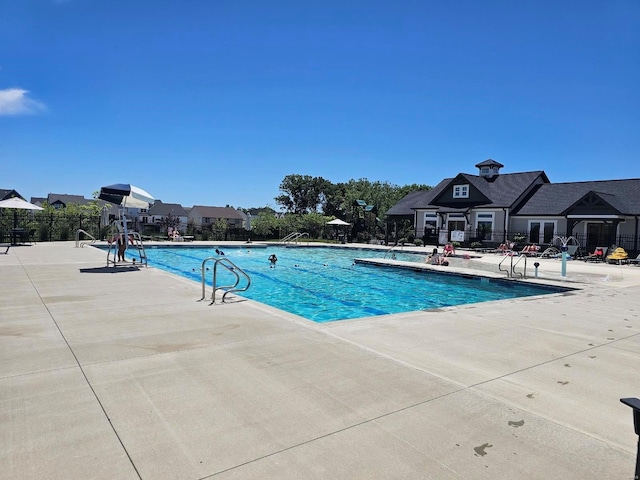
[268,254,278,268]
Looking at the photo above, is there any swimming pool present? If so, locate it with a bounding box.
[117,244,569,322]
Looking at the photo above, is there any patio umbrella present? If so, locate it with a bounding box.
[326,218,350,243]
[0,197,44,229]
[98,184,154,255]
[326,218,350,226]
[98,183,155,209]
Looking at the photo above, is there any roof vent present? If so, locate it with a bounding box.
[475,159,503,179]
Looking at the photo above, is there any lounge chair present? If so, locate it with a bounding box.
[584,246,608,262]
[545,244,581,260]
[627,254,640,266]
[539,246,561,258]
[1,243,9,254]
[521,244,541,256]
[497,242,515,255]
[566,244,584,259]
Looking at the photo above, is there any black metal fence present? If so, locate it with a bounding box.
[415,227,640,257]
[0,211,272,244]
[0,212,104,244]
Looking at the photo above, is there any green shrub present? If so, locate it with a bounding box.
[38,224,49,242]
[413,238,423,246]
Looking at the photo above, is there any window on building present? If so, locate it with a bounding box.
[528,221,556,244]
[453,184,469,198]
[476,213,494,240]
[424,212,437,235]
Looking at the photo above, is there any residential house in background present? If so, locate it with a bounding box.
[387,159,640,254]
[510,179,640,255]
[0,189,23,201]
[188,205,244,232]
[238,210,252,231]
[147,200,189,233]
[31,193,94,209]
[388,159,549,244]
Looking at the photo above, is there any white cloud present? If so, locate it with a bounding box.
[0,88,47,115]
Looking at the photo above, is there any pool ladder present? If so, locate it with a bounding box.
[200,257,251,305]
[278,232,309,245]
[498,254,527,278]
[75,229,96,248]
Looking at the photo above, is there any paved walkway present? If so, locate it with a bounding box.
[1,242,639,479]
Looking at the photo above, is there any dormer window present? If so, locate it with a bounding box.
[453,184,469,199]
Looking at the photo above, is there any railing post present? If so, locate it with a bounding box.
[620,397,640,479]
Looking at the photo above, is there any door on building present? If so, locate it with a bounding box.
[586,222,614,254]
[447,220,465,241]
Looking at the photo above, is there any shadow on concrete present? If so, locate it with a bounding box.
[79,266,141,273]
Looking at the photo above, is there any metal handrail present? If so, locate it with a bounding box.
[498,254,527,278]
[278,232,299,243]
[511,255,527,278]
[200,257,251,305]
[278,232,309,245]
[75,229,96,248]
[498,255,512,277]
[128,232,148,267]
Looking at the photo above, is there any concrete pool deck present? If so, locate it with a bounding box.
[1,241,639,479]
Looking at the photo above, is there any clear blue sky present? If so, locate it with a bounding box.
[2,0,639,210]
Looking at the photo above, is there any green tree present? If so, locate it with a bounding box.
[279,213,303,238]
[157,213,181,234]
[300,212,330,239]
[322,182,347,218]
[211,218,228,240]
[251,212,279,239]
[275,174,331,214]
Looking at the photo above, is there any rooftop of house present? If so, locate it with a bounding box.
[513,178,640,216]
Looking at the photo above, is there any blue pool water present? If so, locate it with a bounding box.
[122,245,567,322]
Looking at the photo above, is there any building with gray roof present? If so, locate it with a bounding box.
[387,159,640,253]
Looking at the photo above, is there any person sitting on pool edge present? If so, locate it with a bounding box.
[268,254,278,268]
[427,248,449,266]
[443,242,455,257]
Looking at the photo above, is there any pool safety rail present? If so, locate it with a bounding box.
[200,257,251,305]
[75,229,96,248]
[278,232,310,245]
[498,254,527,278]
